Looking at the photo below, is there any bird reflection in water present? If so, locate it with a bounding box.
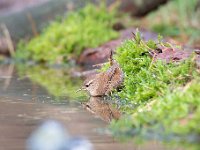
[82,96,121,123]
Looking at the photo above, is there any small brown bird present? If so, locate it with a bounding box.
[80,51,124,96]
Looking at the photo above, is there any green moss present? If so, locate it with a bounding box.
[141,80,200,135]
[111,80,200,139]
[15,4,119,64]
[145,0,200,44]
[17,65,87,101]
[115,38,197,108]
[110,31,200,142]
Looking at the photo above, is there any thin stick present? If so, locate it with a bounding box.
[3,64,14,90]
[108,0,120,12]
[148,53,157,70]
[27,13,38,37]
[109,50,114,66]
[1,24,15,56]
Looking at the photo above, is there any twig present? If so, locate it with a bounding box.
[108,0,120,12]
[27,13,38,37]
[3,64,14,91]
[1,24,15,56]
[148,53,157,70]
[109,50,114,66]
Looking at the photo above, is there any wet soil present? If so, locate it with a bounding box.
[0,64,175,150]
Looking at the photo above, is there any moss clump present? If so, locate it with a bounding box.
[115,36,197,109]
[131,80,200,135]
[110,31,199,140]
[111,80,200,139]
[145,0,200,45]
[17,65,87,100]
[15,4,118,64]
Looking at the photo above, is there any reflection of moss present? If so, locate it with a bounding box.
[17,65,87,100]
[110,32,200,145]
[15,4,118,64]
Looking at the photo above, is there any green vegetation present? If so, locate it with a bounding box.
[15,4,118,64]
[145,0,200,45]
[12,0,200,145]
[111,80,200,137]
[17,65,87,100]
[110,31,200,140]
[131,80,200,135]
[114,35,198,108]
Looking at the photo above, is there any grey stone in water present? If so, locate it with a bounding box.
[27,120,93,150]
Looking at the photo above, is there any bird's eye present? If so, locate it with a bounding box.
[85,80,93,88]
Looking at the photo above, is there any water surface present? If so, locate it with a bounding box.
[0,64,177,150]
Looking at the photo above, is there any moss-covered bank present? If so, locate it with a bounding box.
[110,32,200,142]
[15,4,118,64]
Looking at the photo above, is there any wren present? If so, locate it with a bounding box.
[81,51,124,96]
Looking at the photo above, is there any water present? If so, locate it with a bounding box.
[0,64,182,150]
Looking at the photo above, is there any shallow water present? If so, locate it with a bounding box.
[0,64,181,150]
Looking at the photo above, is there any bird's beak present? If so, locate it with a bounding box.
[76,88,82,93]
[76,87,86,93]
